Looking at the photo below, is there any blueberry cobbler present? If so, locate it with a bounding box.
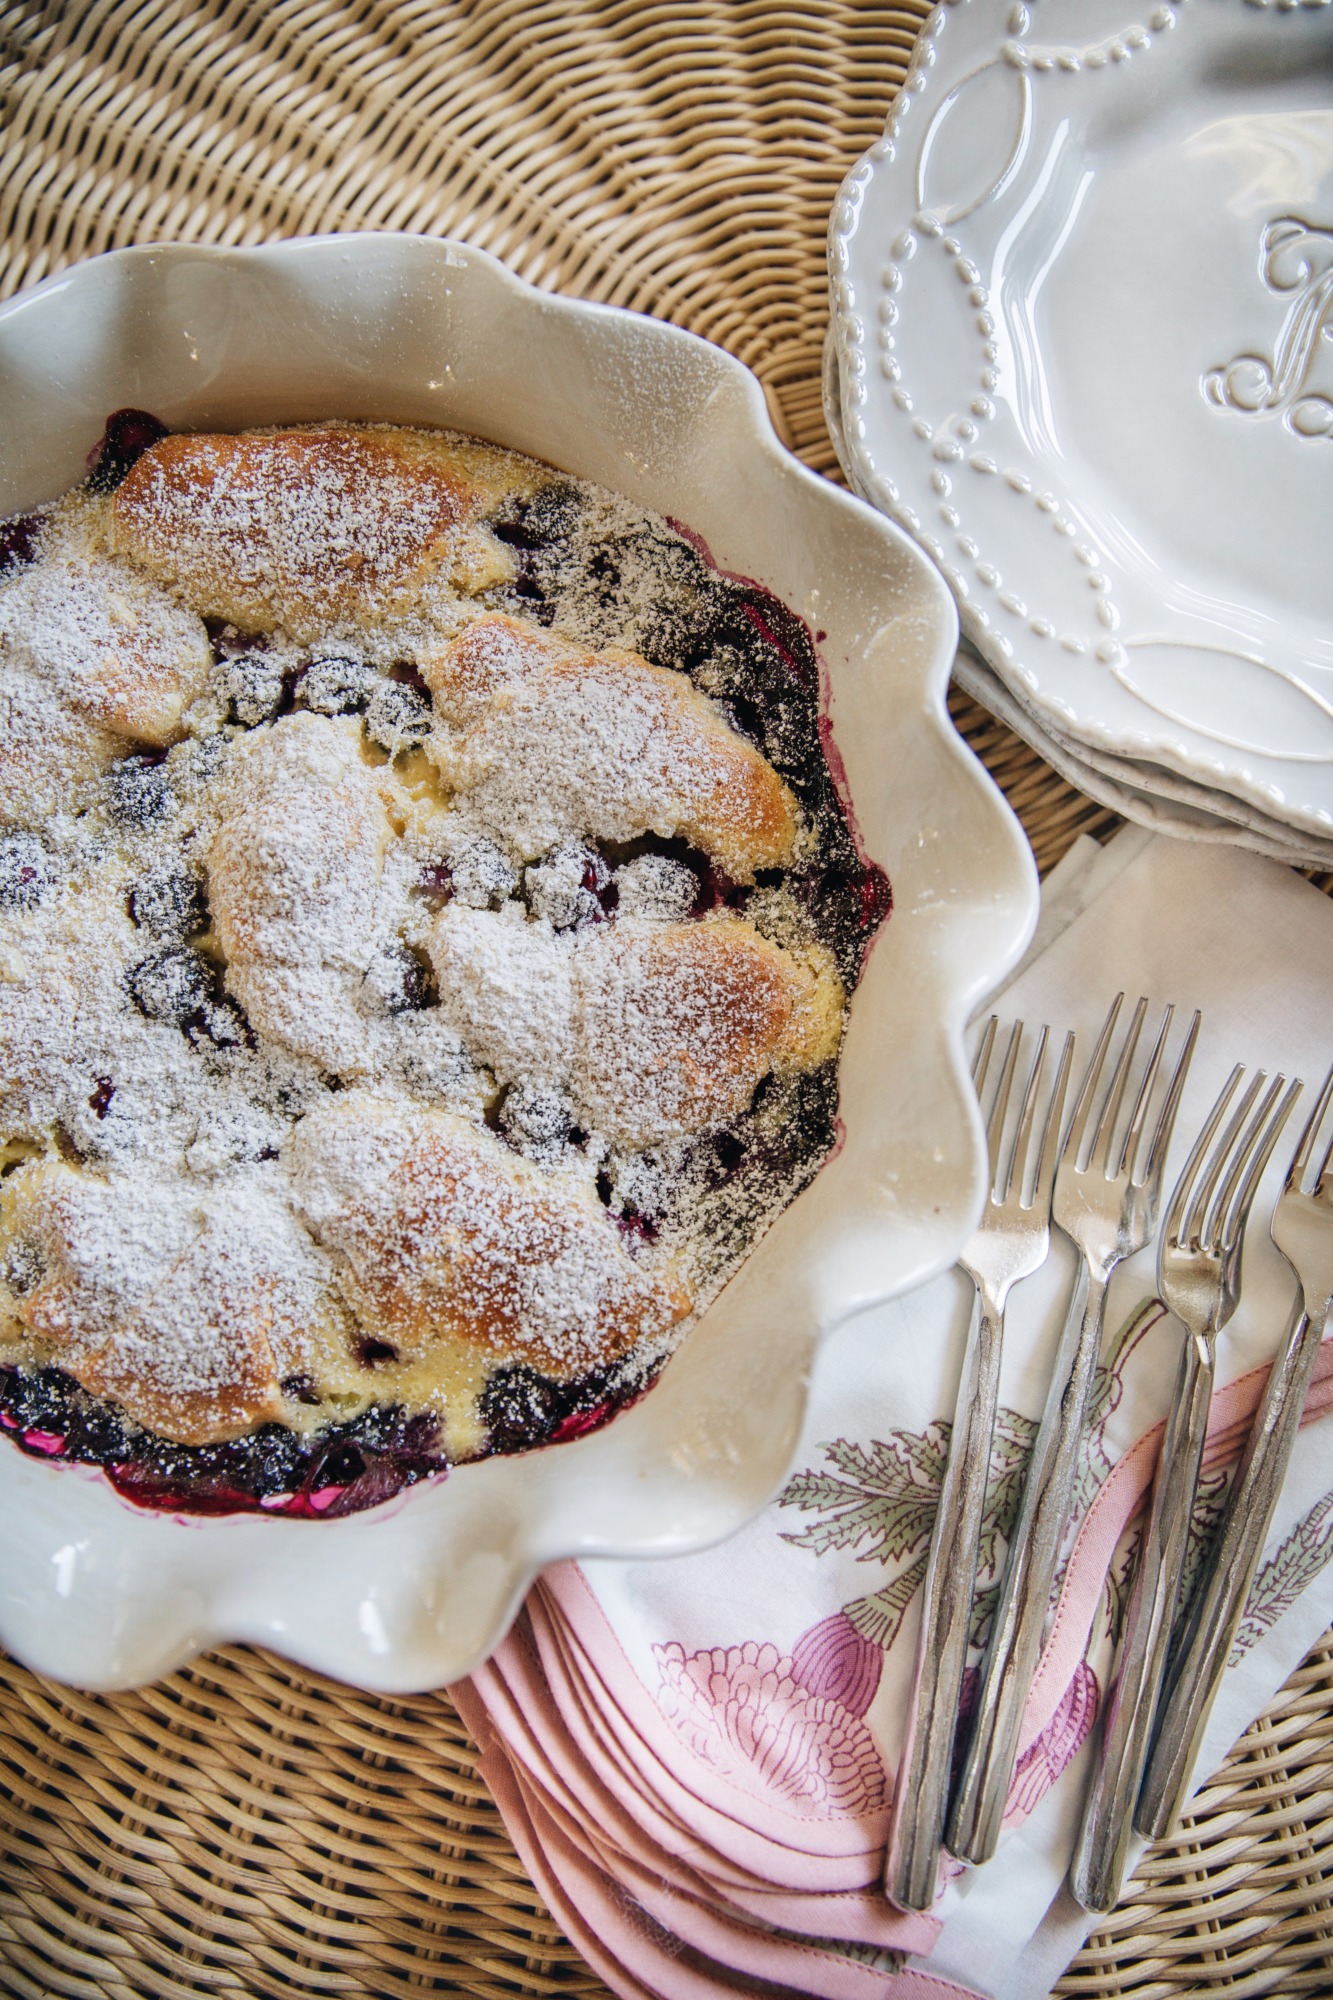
[0,413,888,1518]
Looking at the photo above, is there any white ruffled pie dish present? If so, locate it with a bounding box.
[0,235,1036,1693]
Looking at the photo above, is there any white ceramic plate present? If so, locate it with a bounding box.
[829,0,1333,850]
[0,236,1037,1694]
[954,641,1333,865]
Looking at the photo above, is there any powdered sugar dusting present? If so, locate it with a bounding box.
[291,1095,687,1381]
[7,1157,350,1442]
[428,616,798,879]
[0,547,211,746]
[110,424,525,639]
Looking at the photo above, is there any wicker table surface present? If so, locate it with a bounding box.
[2,3,1332,1995]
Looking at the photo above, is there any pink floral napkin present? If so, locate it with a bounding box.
[456,827,1333,2000]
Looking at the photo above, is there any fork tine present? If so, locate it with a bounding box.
[1064,993,1124,1170]
[1187,1071,1265,1249]
[972,1015,998,1095]
[1031,1030,1075,1211]
[998,1025,1047,1203]
[1087,996,1148,1177]
[1118,1003,1172,1180]
[1211,1076,1296,1253]
[1139,1007,1201,1192]
[1163,1062,1242,1249]
[986,1023,1024,1191]
[1288,1058,1333,1195]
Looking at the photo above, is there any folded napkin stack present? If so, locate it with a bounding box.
[454,825,1333,2000]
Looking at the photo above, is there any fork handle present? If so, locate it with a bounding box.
[1137,1293,1327,1841]
[948,1260,1108,1866]
[885,1280,1004,1911]
[1068,1323,1215,1912]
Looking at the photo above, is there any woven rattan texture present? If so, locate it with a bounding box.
[1,1,1331,1994]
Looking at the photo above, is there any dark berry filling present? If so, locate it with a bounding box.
[85,409,170,493]
[488,487,888,987]
[415,861,454,910]
[478,1357,660,1457]
[478,1364,567,1452]
[0,1364,449,1519]
[0,1354,658,1516]
[0,507,50,577]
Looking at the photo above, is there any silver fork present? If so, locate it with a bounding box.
[885,1018,1072,1913]
[1068,1065,1299,1913]
[949,994,1199,1866]
[1137,1058,1333,1842]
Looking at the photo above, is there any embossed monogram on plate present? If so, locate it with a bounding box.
[1206,216,1333,441]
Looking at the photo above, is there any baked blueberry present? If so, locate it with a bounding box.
[626,536,725,670]
[441,835,515,910]
[492,480,584,551]
[343,1404,441,1461]
[479,1364,568,1454]
[188,997,251,1049]
[365,679,431,752]
[5,1364,73,1434]
[499,1081,577,1157]
[301,655,376,715]
[415,861,454,909]
[241,1423,312,1494]
[127,946,218,1026]
[213,651,285,727]
[281,1373,322,1406]
[0,831,54,911]
[103,756,176,829]
[612,852,696,921]
[358,941,432,1016]
[129,860,207,941]
[60,1386,138,1463]
[524,842,609,929]
[0,508,49,577]
[85,408,169,493]
[2,1239,44,1297]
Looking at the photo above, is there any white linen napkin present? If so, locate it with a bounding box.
[458,826,1333,2000]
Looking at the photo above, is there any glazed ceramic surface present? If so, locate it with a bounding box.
[0,236,1036,1693]
[829,0,1333,853]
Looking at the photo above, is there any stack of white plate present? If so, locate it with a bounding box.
[825,0,1333,868]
